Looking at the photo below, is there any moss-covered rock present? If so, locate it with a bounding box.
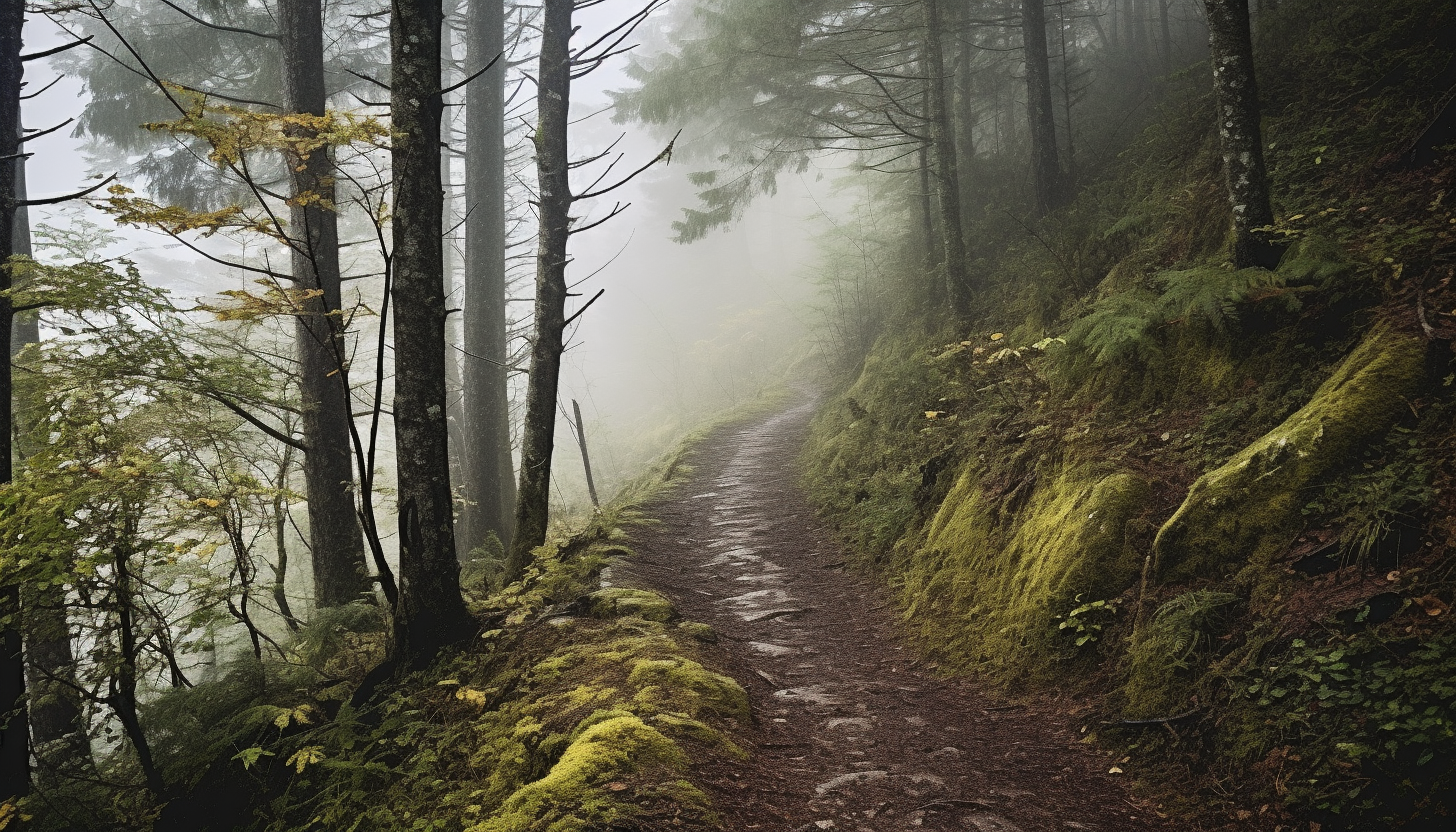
[901,464,1150,669]
[472,715,686,832]
[628,657,750,720]
[1153,324,1427,582]
[676,621,718,643]
[585,588,679,622]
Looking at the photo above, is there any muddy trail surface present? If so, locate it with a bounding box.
[620,400,1170,832]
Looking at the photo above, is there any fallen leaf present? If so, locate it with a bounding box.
[990,332,1005,341]
[606,782,629,792]
[1414,595,1449,616]
[1386,571,1401,582]
[924,411,943,420]
[1108,766,1123,774]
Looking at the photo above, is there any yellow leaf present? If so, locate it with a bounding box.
[924,411,941,420]
[990,332,1005,341]
[456,687,488,707]
[286,746,326,774]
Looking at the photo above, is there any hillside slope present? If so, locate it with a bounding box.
[801,2,1456,829]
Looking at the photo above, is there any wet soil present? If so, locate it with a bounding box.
[620,400,1172,832]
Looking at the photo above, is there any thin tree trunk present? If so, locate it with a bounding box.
[507,0,573,581]
[954,17,976,227]
[0,0,28,800]
[461,0,515,560]
[571,400,599,508]
[1023,0,1062,217]
[1204,0,1278,268]
[921,0,969,316]
[391,0,472,662]
[110,533,165,798]
[278,0,371,608]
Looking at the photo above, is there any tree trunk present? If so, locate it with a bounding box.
[460,0,515,561]
[278,0,372,608]
[390,0,472,662]
[1022,0,1062,218]
[12,141,94,786]
[0,0,28,801]
[506,0,573,582]
[920,0,970,316]
[571,400,599,508]
[110,533,165,798]
[1204,0,1278,268]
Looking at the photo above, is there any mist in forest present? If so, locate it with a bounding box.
[16,0,1452,828]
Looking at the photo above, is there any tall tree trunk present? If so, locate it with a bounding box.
[506,0,573,581]
[1022,0,1062,217]
[13,143,93,785]
[461,0,515,561]
[0,0,28,801]
[1204,0,1278,268]
[920,0,969,316]
[954,13,976,232]
[278,0,372,608]
[391,0,472,661]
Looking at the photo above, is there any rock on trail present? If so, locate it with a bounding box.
[621,401,1169,831]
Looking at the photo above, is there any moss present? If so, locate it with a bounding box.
[651,714,748,760]
[1153,324,1427,582]
[627,658,750,721]
[1121,590,1241,718]
[901,463,1150,671]
[676,621,718,643]
[585,588,679,623]
[471,715,684,832]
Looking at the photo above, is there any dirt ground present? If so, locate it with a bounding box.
[620,400,1174,832]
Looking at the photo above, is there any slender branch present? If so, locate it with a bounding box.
[157,0,278,40]
[20,35,92,61]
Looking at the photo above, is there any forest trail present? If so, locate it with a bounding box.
[620,400,1171,832]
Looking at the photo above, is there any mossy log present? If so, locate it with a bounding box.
[1153,324,1427,582]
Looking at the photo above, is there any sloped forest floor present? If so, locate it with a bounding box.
[620,400,1170,832]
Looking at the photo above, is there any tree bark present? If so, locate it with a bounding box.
[278,0,372,608]
[920,0,970,316]
[1204,0,1278,268]
[390,0,472,661]
[12,139,94,786]
[1022,0,1063,218]
[460,0,515,561]
[506,0,573,582]
[0,0,28,801]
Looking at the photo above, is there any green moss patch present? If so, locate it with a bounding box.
[900,463,1150,672]
[586,587,680,622]
[1153,324,1427,582]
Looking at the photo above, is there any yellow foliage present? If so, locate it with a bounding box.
[197,283,327,322]
[286,745,326,774]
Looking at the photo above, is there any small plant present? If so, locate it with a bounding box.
[1057,595,1123,647]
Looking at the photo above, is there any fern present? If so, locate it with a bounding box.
[1064,288,1163,365]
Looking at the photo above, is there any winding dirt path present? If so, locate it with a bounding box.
[621,400,1172,832]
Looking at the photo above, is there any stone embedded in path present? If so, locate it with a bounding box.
[748,641,796,657]
[826,717,873,731]
[773,685,844,706]
[966,812,1027,832]
[814,770,888,795]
